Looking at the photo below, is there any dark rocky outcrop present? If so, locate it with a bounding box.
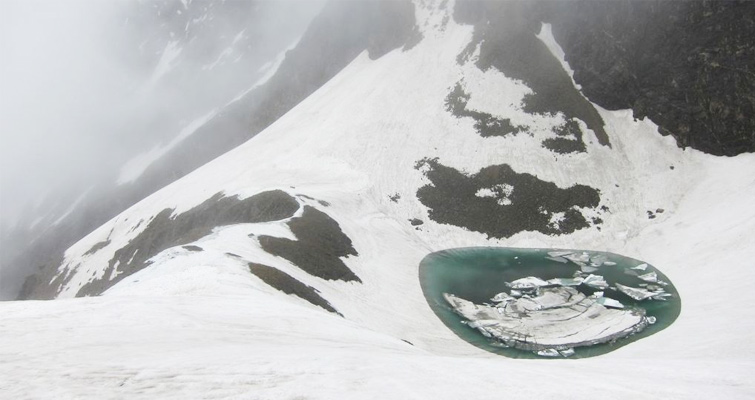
[547,0,755,156]
[445,81,587,154]
[416,158,602,238]
[445,82,527,138]
[249,262,341,316]
[409,218,424,226]
[454,0,755,156]
[19,190,299,299]
[454,0,610,148]
[543,119,586,154]
[259,206,360,282]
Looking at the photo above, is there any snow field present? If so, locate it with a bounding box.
[3,0,754,397]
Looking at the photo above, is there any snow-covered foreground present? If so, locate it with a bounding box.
[1,290,752,400]
[4,1,755,398]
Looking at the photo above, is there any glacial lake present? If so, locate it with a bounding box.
[419,247,681,359]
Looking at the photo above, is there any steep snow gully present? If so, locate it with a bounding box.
[3,1,754,399]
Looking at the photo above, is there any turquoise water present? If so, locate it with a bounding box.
[419,247,681,359]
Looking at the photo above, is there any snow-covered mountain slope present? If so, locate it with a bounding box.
[4,0,755,398]
[0,0,321,300]
[2,0,414,301]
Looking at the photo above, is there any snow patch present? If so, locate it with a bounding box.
[202,29,246,71]
[148,40,182,86]
[536,23,581,90]
[117,109,218,185]
[475,184,513,206]
[229,36,302,104]
[52,187,93,226]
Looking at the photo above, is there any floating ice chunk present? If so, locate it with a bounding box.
[647,316,657,324]
[590,291,604,298]
[491,292,513,303]
[590,254,608,266]
[509,277,549,290]
[632,263,649,271]
[467,320,499,329]
[570,261,587,268]
[581,265,599,273]
[537,349,560,357]
[583,274,609,289]
[510,289,523,298]
[596,296,625,309]
[651,292,673,300]
[547,277,584,286]
[638,272,658,283]
[548,251,573,258]
[615,283,657,301]
[565,252,591,265]
[545,256,569,263]
[445,288,648,355]
[604,261,617,266]
[559,348,575,357]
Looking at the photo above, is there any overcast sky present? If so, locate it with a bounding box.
[0,0,323,230]
[0,0,139,222]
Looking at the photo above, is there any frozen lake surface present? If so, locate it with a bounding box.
[420,247,681,358]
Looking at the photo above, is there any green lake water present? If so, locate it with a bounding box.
[419,247,681,359]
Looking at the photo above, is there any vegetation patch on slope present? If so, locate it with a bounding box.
[415,158,602,238]
[258,206,360,283]
[249,262,341,316]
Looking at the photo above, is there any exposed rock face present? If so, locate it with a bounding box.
[415,158,602,238]
[445,81,587,154]
[258,206,361,282]
[18,190,299,299]
[546,0,755,156]
[454,0,755,156]
[445,82,527,139]
[454,0,611,148]
[248,262,341,316]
